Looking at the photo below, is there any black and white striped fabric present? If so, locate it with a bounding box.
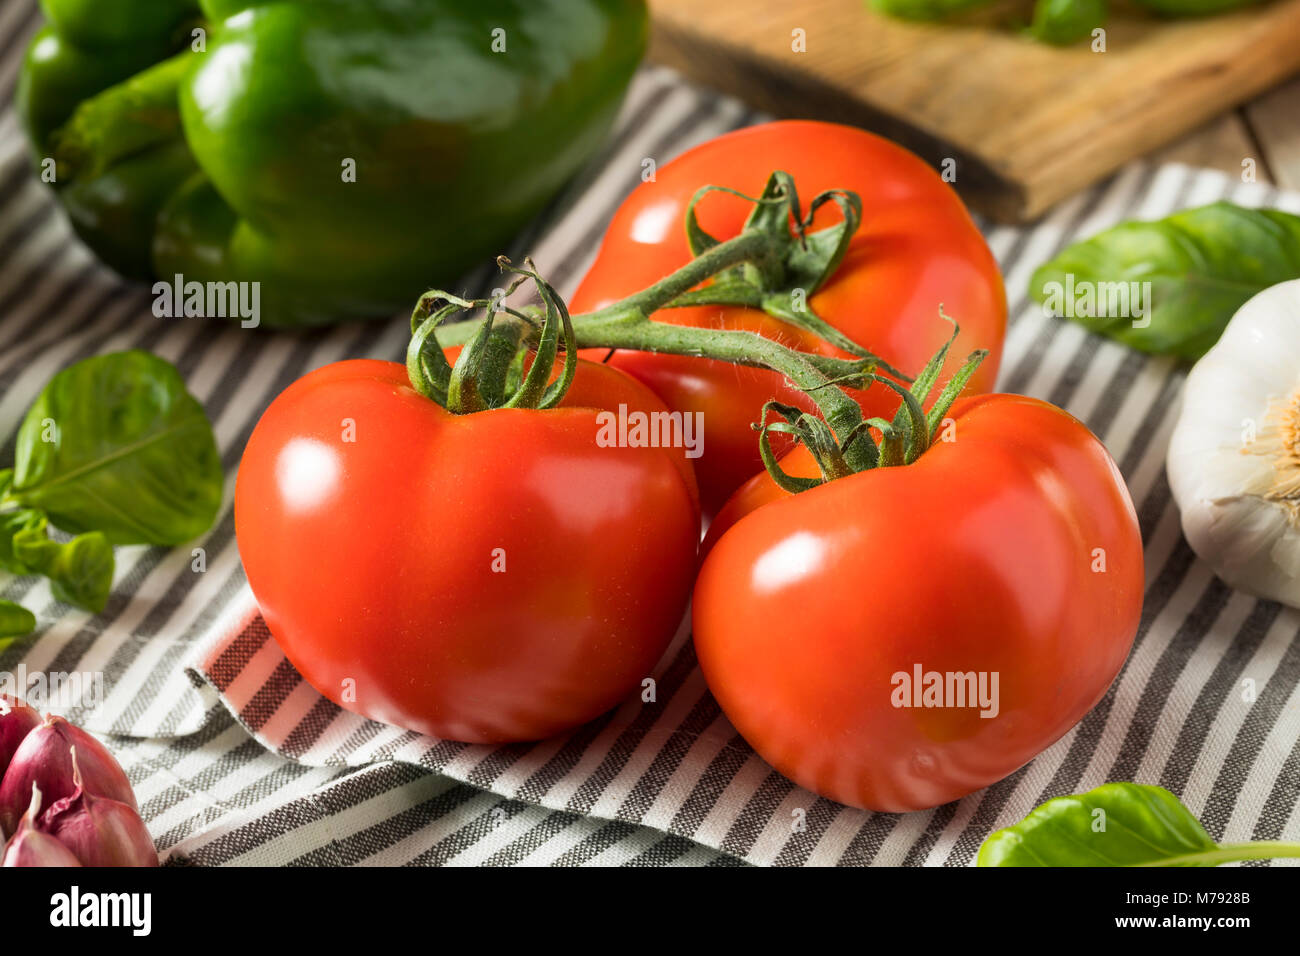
[3,0,1299,866]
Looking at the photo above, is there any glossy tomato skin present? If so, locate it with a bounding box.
[571,120,1006,515]
[692,395,1143,812]
[236,358,698,743]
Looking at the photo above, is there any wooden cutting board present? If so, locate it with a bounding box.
[648,0,1300,222]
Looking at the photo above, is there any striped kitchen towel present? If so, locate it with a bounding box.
[2,0,1299,865]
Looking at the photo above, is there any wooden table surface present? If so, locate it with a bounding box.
[1152,74,1299,190]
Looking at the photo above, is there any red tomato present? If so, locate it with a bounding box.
[235,357,699,743]
[571,120,1006,515]
[692,395,1143,812]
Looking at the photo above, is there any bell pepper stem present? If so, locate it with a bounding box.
[50,51,194,186]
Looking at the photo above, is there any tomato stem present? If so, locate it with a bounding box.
[575,300,879,473]
[434,279,879,468]
[433,171,907,377]
[407,258,577,414]
[751,318,987,486]
[427,200,887,453]
[407,170,985,488]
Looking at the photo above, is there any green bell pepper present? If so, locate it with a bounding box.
[18,0,647,328]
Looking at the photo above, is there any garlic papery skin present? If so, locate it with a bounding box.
[1168,279,1300,606]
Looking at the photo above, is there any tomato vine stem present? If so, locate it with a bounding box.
[410,170,983,488]
[429,228,882,473]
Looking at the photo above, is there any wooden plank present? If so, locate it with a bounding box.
[1150,110,1270,185]
[648,0,1300,222]
[1245,74,1300,191]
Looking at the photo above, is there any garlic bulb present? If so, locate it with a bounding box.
[1168,279,1300,606]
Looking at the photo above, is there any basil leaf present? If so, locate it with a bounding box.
[1029,0,1106,44]
[0,601,36,639]
[978,783,1300,866]
[12,523,114,614]
[1,470,48,575]
[8,350,223,545]
[1030,202,1300,360]
[0,508,47,575]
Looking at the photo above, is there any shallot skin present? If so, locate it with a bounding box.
[1,784,81,868]
[2,826,83,867]
[0,695,41,784]
[42,766,157,867]
[0,716,136,836]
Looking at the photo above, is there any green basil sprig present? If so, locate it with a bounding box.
[869,0,1263,42]
[1029,0,1107,44]
[12,519,114,613]
[979,783,1300,866]
[1031,202,1300,360]
[9,350,223,544]
[867,0,991,18]
[0,601,36,639]
[0,351,222,636]
[1130,0,1264,14]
